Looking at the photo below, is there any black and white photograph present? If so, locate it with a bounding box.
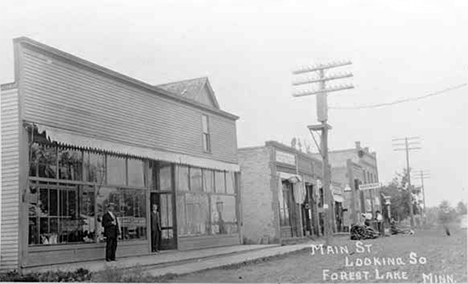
[0,0,467,283]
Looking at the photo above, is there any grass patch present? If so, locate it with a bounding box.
[0,268,92,282]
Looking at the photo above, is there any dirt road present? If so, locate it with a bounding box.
[169,227,467,283]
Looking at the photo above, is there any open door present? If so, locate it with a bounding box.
[149,161,177,251]
[150,192,176,250]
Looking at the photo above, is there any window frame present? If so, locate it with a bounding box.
[201,114,211,153]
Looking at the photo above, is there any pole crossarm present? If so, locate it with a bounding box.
[307,123,332,131]
[393,148,422,151]
[293,85,354,97]
[292,73,353,86]
[392,137,420,141]
[292,60,352,74]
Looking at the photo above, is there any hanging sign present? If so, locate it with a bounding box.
[358,182,382,191]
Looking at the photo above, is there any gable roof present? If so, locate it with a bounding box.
[157,77,220,109]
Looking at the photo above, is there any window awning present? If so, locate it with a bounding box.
[278,172,306,204]
[278,172,302,182]
[333,194,344,203]
[30,122,240,172]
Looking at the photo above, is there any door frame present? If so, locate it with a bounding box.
[148,162,177,251]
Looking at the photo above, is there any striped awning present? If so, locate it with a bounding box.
[29,122,240,172]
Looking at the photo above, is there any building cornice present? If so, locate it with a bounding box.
[14,37,239,121]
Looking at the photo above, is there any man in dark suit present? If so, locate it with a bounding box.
[151,204,161,252]
[102,203,119,261]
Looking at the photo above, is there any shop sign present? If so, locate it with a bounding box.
[276,150,296,165]
[358,182,382,191]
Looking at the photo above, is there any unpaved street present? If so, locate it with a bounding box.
[169,227,467,283]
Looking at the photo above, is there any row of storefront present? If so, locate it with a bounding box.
[238,141,381,245]
[1,37,380,272]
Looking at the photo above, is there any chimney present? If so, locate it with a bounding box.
[355,141,361,149]
[364,147,369,153]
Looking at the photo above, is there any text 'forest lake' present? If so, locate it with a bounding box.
[310,242,455,283]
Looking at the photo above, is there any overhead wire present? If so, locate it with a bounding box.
[329,83,467,110]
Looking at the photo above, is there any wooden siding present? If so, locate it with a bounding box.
[0,88,20,272]
[19,44,238,164]
[24,242,148,268]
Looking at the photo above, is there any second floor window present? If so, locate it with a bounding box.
[202,115,211,152]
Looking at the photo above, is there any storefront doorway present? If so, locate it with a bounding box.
[301,184,314,236]
[149,161,177,251]
[150,192,176,250]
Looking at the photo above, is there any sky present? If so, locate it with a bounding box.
[1,0,467,207]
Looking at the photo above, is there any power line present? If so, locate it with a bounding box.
[329,83,467,110]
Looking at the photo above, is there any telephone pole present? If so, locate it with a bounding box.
[392,137,421,227]
[292,61,354,246]
[412,170,430,215]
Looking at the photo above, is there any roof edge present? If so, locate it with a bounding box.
[1,82,17,91]
[14,37,239,120]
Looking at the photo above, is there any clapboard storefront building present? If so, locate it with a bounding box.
[238,141,324,244]
[0,37,241,271]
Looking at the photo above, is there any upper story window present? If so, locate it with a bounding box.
[202,114,211,152]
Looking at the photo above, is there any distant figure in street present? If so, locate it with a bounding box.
[440,208,451,236]
[102,203,119,262]
[151,204,161,252]
[375,210,383,235]
[362,212,372,227]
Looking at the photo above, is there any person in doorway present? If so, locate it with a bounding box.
[151,204,161,252]
[102,203,119,262]
[375,210,383,235]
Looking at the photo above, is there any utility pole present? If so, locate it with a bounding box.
[292,61,354,246]
[412,170,430,218]
[392,137,421,227]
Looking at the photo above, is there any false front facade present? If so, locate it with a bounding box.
[0,37,241,271]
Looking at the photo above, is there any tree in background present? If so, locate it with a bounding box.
[438,200,458,236]
[456,201,467,215]
[380,169,414,222]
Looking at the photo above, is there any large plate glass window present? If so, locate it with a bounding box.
[28,181,95,245]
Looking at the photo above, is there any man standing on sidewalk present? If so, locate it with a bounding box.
[151,204,161,252]
[102,203,119,262]
[375,210,383,236]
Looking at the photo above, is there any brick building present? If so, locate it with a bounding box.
[315,141,381,226]
[238,141,324,244]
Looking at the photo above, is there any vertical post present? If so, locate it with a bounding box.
[420,171,426,225]
[405,138,415,227]
[347,159,357,224]
[322,125,331,245]
[293,60,353,244]
[317,68,332,245]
